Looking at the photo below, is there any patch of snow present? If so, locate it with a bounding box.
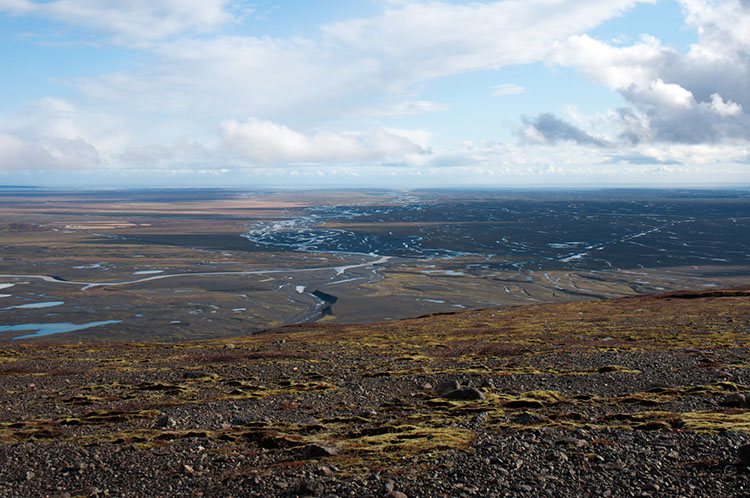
[6,301,64,309]
[73,262,106,269]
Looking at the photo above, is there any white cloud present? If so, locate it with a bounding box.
[551,34,677,89]
[492,84,526,96]
[681,0,750,62]
[322,0,652,83]
[0,133,47,170]
[549,0,750,146]
[415,139,750,185]
[59,0,656,122]
[1,0,662,176]
[709,93,743,116]
[626,79,695,110]
[629,142,750,166]
[519,112,609,146]
[220,117,428,165]
[0,132,101,171]
[6,0,749,183]
[0,0,239,43]
[0,97,125,171]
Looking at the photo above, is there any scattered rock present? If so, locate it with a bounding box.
[302,444,340,459]
[472,412,489,424]
[434,379,460,394]
[512,412,549,425]
[298,416,320,425]
[559,436,587,448]
[384,492,407,498]
[513,484,533,492]
[442,387,485,400]
[643,482,660,492]
[232,415,271,426]
[721,393,748,407]
[154,415,177,429]
[319,465,334,476]
[3,289,750,497]
[295,477,317,495]
[384,480,395,493]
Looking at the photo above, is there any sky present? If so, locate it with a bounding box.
[0,0,749,188]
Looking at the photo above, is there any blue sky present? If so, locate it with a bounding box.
[0,0,749,187]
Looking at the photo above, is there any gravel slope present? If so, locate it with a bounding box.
[1,289,750,497]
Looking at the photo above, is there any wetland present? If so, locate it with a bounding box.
[1,187,749,342]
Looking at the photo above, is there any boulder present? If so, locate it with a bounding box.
[442,387,485,400]
[435,379,460,394]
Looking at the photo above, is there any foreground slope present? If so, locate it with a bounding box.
[2,289,750,496]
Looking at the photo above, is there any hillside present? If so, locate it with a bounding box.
[2,289,750,496]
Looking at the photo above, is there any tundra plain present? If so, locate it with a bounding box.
[1,187,749,343]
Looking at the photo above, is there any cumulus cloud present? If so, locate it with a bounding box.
[0,133,49,170]
[0,0,664,175]
[520,113,609,146]
[0,132,100,170]
[549,0,750,146]
[220,117,428,165]
[5,0,748,181]
[0,98,118,171]
[0,0,239,43]
[710,93,743,116]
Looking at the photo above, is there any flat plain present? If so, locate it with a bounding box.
[1,187,750,343]
[2,188,750,497]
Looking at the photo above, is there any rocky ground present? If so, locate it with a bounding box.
[2,288,750,497]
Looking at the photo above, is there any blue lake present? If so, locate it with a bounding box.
[1,320,122,340]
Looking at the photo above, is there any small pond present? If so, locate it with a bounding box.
[1,320,122,340]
